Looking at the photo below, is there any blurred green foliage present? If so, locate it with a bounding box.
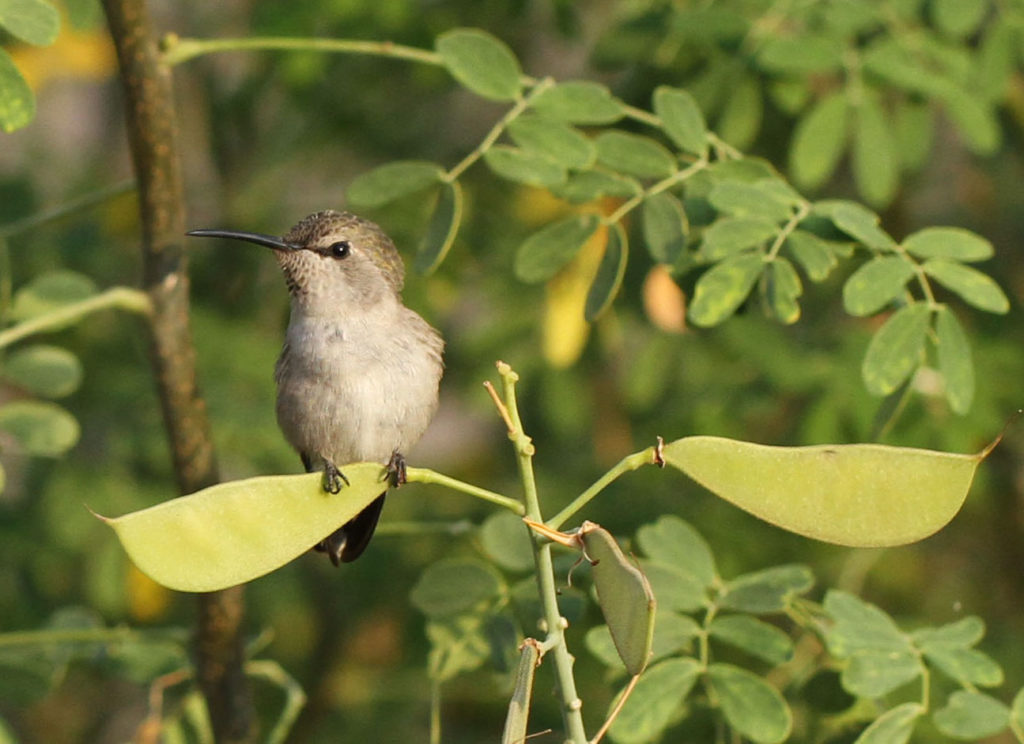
[1,0,1023,742]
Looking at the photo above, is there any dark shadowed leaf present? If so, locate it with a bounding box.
[814,200,896,250]
[720,565,814,614]
[935,307,974,414]
[862,303,931,395]
[710,615,794,665]
[708,663,792,743]
[514,213,602,283]
[415,181,462,274]
[642,192,688,264]
[762,258,802,324]
[411,558,504,617]
[852,94,898,207]
[653,86,707,156]
[585,221,628,321]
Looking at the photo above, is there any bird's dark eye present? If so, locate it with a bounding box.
[329,240,351,258]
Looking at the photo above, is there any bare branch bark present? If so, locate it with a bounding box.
[100,0,255,740]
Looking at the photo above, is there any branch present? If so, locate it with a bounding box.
[99,0,253,740]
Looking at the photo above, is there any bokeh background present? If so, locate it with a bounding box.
[2,0,1023,741]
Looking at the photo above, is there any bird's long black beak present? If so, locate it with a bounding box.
[186,229,298,251]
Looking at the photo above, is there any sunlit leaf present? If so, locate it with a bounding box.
[689,252,764,327]
[435,28,522,101]
[842,256,915,316]
[607,659,701,744]
[762,258,802,324]
[0,0,59,46]
[933,691,1009,739]
[785,230,838,281]
[708,663,792,744]
[653,86,707,156]
[852,94,898,207]
[853,703,923,744]
[790,92,848,190]
[584,221,627,321]
[862,303,931,396]
[903,227,993,261]
[581,523,656,675]
[923,259,1009,314]
[935,307,974,414]
[346,160,445,208]
[662,436,982,547]
[101,467,387,592]
[595,131,677,179]
[530,80,625,124]
[0,48,34,132]
[514,213,602,283]
[415,180,461,274]
[0,400,79,456]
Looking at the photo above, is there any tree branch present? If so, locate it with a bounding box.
[99,0,254,740]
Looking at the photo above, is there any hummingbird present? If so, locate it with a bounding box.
[188,210,444,564]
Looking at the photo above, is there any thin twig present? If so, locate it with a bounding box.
[589,674,641,744]
[484,379,516,434]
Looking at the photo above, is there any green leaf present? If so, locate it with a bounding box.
[852,702,923,744]
[506,115,595,169]
[709,180,796,222]
[842,256,915,316]
[933,0,986,38]
[581,524,656,675]
[935,307,974,414]
[894,100,934,172]
[862,303,931,395]
[530,81,625,124]
[762,258,802,324]
[346,160,445,208]
[0,400,79,456]
[0,48,34,132]
[912,616,985,649]
[689,252,764,327]
[975,20,1015,102]
[933,691,1009,739]
[702,216,778,260]
[483,145,566,187]
[939,87,1000,155]
[790,92,848,190]
[814,200,896,250]
[551,170,641,203]
[10,270,98,320]
[662,437,981,547]
[825,591,910,655]
[102,467,386,592]
[479,512,534,573]
[923,259,1009,313]
[785,230,838,281]
[0,0,60,46]
[720,565,814,614]
[607,659,701,744]
[426,614,490,681]
[903,227,993,262]
[708,663,792,744]
[415,181,461,274]
[635,515,716,586]
[757,35,844,74]
[1011,687,1024,731]
[587,614,700,670]
[653,86,708,156]
[717,74,763,150]
[584,222,627,321]
[514,213,602,283]
[922,646,1003,687]
[844,650,922,697]
[595,131,677,179]
[435,28,522,102]
[853,94,898,207]
[641,561,708,613]
[710,615,794,665]
[3,344,83,398]
[641,192,688,264]
[411,558,504,617]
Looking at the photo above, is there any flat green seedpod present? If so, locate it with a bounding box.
[98,464,387,592]
[662,436,984,547]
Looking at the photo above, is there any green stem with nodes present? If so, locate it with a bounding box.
[444,77,556,182]
[764,201,811,262]
[606,159,710,226]
[161,35,443,68]
[547,447,657,530]
[0,287,152,350]
[405,467,524,514]
[494,362,589,744]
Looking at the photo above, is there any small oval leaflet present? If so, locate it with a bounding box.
[415,181,462,275]
[529,80,625,124]
[662,435,987,547]
[514,213,602,283]
[435,28,522,102]
[584,222,628,322]
[100,465,387,592]
[0,399,80,457]
[789,91,848,190]
[0,0,60,47]
[346,160,445,209]
[862,302,931,396]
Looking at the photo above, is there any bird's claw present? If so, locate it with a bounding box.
[384,450,407,488]
[322,461,349,494]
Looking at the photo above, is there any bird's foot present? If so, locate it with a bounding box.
[384,450,407,488]
[322,460,349,494]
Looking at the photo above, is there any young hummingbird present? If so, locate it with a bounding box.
[188,210,444,564]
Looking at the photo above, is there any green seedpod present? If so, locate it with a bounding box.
[580,523,656,676]
[662,435,986,547]
[100,465,387,592]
